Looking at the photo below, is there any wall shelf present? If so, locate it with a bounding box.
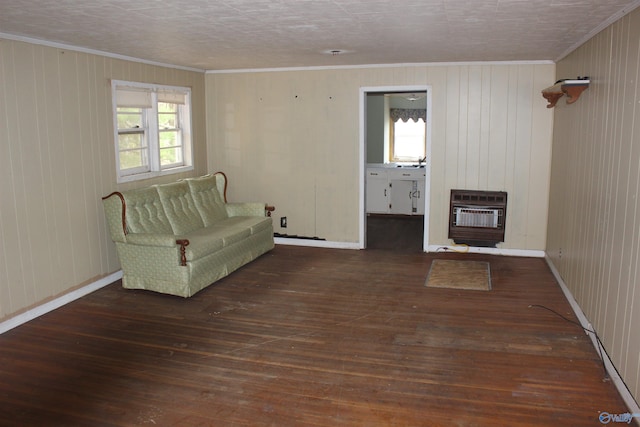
[542,79,590,108]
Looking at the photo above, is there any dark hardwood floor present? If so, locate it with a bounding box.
[366,214,424,252]
[0,246,629,426]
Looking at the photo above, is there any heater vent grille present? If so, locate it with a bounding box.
[449,190,507,246]
[455,207,500,228]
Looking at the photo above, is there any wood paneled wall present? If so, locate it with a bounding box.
[0,39,555,328]
[205,63,554,248]
[0,39,206,321]
[547,8,640,401]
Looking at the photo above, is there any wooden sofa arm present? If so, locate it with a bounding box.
[102,191,127,236]
[213,171,275,217]
[176,239,190,266]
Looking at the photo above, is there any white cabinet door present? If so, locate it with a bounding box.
[366,170,390,213]
[389,180,414,215]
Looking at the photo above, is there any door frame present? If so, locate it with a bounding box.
[359,85,433,251]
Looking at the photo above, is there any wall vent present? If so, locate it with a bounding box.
[449,189,507,247]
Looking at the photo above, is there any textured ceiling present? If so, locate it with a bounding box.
[1,0,639,71]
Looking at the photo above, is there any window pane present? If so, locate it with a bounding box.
[158,103,177,129]
[158,113,177,129]
[159,130,179,148]
[158,102,177,113]
[117,107,143,129]
[393,119,425,160]
[160,147,183,166]
[119,149,148,170]
[118,133,145,150]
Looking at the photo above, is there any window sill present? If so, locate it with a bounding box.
[117,165,194,184]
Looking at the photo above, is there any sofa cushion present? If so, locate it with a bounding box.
[123,187,173,234]
[182,224,249,261]
[225,216,273,235]
[156,181,204,235]
[182,216,272,261]
[186,175,229,226]
[181,228,225,261]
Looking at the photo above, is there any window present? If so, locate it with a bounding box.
[389,108,426,163]
[112,80,193,182]
[390,118,426,162]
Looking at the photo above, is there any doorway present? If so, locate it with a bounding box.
[359,85,432,251]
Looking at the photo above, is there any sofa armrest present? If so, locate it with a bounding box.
[126,233,190,266]
[126,233,180,247]
[102,191,127,243]
[226,202,273,217]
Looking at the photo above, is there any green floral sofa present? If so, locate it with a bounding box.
[102,172,274,297]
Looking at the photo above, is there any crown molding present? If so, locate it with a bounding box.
[0,32,205,73]
[205,60,555,74]
[555,0,640,62]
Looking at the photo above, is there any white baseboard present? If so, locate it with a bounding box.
[275,237,361,249]
[427,245,545,257]
[544,256,640,419]
[0,270,122,335]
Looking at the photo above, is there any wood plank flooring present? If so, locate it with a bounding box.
[0,246,629,426]
[366,214,424,252]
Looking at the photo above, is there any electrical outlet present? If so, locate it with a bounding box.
[280,217,287,228]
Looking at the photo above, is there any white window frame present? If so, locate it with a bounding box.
[111,80,193,183]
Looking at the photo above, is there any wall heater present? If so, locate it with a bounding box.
[448,189,507,247]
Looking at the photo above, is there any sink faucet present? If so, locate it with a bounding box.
[418,156,426,165]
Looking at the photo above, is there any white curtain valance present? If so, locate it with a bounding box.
[390,108,426,123]
[116,87,152,108]
[158,90,187,105]
[115,87,188,107]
